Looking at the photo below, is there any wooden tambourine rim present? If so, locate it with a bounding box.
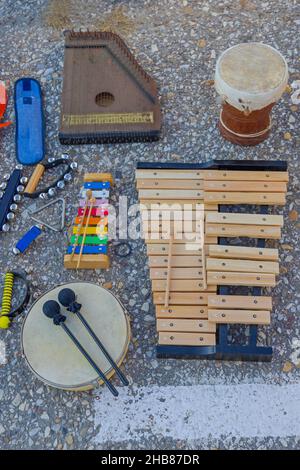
[21,281,131,392]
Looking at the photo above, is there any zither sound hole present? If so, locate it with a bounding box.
[95,92,115,107]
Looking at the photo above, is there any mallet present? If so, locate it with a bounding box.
[42,300,118,397]
[58,288,129,386]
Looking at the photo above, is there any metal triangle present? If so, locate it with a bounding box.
[29,198,66,232]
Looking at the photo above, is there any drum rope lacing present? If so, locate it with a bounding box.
[219,110,272,139]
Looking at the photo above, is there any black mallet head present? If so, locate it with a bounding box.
[58,288,81,313]
[42,300,66,325]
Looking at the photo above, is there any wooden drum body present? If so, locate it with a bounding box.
[219,102,274,146]
[215,43,288,146]
[21,282,130,391]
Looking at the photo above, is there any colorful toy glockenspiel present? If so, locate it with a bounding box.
[64,173,113,269]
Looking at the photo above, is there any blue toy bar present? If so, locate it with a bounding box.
[67,245,107,255]
[83,182,111,190]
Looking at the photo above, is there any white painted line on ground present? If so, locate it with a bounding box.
[0,340,6,365]
[94,383,300,443]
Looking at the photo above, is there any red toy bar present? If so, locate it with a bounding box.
[77,207,108,217]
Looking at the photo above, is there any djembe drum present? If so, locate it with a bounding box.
[21,282,130,391]
[215,43,288,146]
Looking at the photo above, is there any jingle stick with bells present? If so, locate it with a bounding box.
[42,300,119,397]
[58,288,129,386]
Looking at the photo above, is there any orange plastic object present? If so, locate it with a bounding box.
[0,81,12,129]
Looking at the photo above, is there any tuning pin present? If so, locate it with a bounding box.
[3,174,11,181]
[16,164,23,170]
[12,247,20,255]
[14,194,22,203]
[64,173,72,182]
[2,223,10,232]
[48,157,55,163]
[39,192,47,200]
[57,180,65,190]
[70,162,78,171]
[62,153,69,160]
[17,185,24,193]
[0,191,3,199]
[48,187,56,197]
[20,176,28,185]
[0,182,7,190]
[6,212,15,221]
[10,203,18,212]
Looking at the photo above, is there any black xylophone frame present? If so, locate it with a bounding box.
[137,159,288,362]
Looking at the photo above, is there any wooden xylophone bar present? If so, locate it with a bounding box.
[136,160,288,361]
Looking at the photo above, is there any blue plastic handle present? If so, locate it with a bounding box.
[15,226,42,254]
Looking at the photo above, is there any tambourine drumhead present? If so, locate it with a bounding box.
[215,43,288,111]
[21,282,130,391]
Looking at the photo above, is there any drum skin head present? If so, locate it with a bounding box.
[218,43,287,94]
[215,43,288,112]
[22,282,130,391]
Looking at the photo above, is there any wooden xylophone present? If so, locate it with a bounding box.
[136,160,288,361]
[64,173,112,270]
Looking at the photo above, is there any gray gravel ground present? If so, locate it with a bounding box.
[0,0,299,450]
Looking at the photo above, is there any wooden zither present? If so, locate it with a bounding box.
[136,160,288,361]
[64,173,112,270]
[59,31,161,144]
